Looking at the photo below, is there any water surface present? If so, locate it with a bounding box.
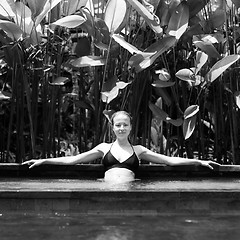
[0,212,239,240]
[1,177,240,192]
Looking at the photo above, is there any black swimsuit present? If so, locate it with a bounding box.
[102,144,139,174]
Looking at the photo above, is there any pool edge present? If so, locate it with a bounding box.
[0,163,239,178]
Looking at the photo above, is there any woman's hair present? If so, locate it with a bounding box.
[110,111,132,125]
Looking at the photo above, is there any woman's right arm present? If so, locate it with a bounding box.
[22,143,108,169]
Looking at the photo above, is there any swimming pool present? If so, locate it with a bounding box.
[1,164,240,239]
[1,211,240,240]
[1,178,240,240]
[1,177,240,214]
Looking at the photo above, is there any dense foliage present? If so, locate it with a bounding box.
[0,0,240,164]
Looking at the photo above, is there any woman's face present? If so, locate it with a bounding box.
[112,113,132,139]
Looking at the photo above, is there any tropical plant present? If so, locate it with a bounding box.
[0,0,240,165]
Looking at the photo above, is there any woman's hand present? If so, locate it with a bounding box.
[200,160,220,170]
[22,159,44,169]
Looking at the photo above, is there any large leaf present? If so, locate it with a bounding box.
[127,51,157,68]
[125,0,162,35]
[129,36,176,72]
[206,55,240,83]
[0,0,16,18]
[208,9,226,29]
[25,0,48,19]
[51,15,86,28]
[166,1,189,40]
[176,68,195,82]
[69,56,106,68]
[184,105,199,119]
[169,118,183,127]
[154,88,172,107]
[200,33,224,44]
[0,20,23,40]
[93,17,110,49]
[193,40,221,59]
[145,35,176,53]
[183,115,197,140]
[103,109,115,123]
[104,0,127,33]
[62,0,88,15]
[195,51,208,74]
[35,0,62,26]
[112,34,140,54]
[15,2,33,34]
[149,102,183,126]
[187,0,210,18]
[183,105,199,139]
[155,0,180,27]
[149,102,169,121]
[101,77,131,104]
[78,7,95,36]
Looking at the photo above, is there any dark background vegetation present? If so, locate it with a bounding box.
[0,0,240,164]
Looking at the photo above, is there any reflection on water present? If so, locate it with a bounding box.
[2,177,240,192]
[96,226,133,240]
[97,178,137,191]
[0,212,240,240]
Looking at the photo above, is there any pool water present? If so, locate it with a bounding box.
[0,212,240,240]
[1,177,240,239]
[2,177,240,191]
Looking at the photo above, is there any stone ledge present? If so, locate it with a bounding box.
[0,190,240,215]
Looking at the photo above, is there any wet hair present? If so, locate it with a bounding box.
[110,111,132,125]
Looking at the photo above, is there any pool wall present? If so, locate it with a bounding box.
[1,186,240,216]
[1,164,240,216]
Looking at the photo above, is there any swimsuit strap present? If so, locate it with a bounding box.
[109,143,114,151]
[130,143,135,153]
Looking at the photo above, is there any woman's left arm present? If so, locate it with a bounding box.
[136,145,219,170]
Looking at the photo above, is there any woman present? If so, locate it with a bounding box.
[23,111,219,183]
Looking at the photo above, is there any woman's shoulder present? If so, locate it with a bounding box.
[93,142,112,155]
[132,144,149,156]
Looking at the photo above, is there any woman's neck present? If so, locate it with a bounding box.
[114,138,130,147]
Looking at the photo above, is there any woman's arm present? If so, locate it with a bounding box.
[22,143,107,169]
[136,145,219,170]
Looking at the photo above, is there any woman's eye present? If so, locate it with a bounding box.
[114,123,128,127]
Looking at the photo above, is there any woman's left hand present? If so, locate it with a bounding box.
[200,160,220,170]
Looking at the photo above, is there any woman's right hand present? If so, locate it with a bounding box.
[22,159,44,169]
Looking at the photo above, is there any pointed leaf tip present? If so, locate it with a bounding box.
[51,15,86,29]
[183,115,197,139]
[206,55,240,83]
[184,105,199,119]
[104,0,127,33]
